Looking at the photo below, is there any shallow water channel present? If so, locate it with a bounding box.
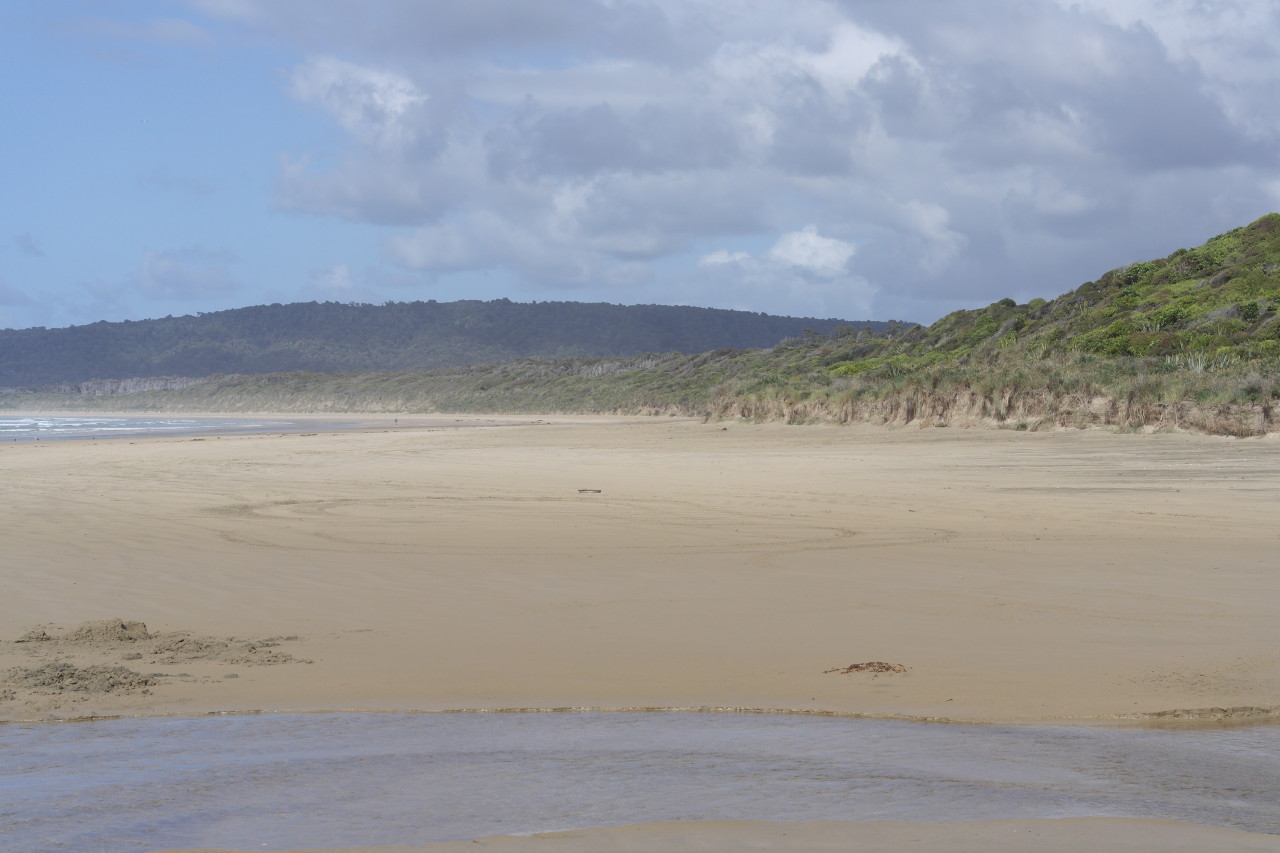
[3,711,1278,852]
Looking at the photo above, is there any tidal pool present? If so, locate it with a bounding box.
[3,711,1278,852]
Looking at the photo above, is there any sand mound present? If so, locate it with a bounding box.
[64,619,152,644]
[8,620,307,666]
[824,661,910,674]
[3,663,156,694]
[2,620,310,715]
[150,634,306,665]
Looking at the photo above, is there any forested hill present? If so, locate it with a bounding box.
[0,299,887,386]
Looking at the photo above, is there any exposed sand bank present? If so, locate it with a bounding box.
[151,818,1280,853]
[2,414,1279,724]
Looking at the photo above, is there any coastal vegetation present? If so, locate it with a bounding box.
[5,214,1280,435]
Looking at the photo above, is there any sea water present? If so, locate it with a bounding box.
[2,711,1277,852]
[0,415,309,441]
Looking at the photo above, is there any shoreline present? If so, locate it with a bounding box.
[148,819,1280,853]
[6,701,1280,730]
[3,415,1279,727]
[0,410,571,440]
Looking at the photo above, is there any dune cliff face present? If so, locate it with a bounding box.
[706,389,1277,436]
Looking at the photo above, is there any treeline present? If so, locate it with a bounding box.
[0,299,888,386]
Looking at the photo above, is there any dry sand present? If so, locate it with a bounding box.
[4,414,1280,850]
[3,414,1278,724]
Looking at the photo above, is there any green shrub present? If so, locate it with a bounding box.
[1121,261,1159,286]
[829,359,880,377]
[968,316,1000,343]
[1115,286,1141,307]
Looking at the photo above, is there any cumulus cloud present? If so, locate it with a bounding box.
[289,57,426,151]
[696,227,874,317]
[194,0,1280,321]
[385,206,652,290]
[133,247,239,300]
[766,226,857,276]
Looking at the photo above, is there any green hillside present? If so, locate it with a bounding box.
[832,212,1280,372]
[6,215,1280,435]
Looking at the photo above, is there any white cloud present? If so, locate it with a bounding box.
[694,227,873,317]
[188,0,1280,322]
[384,218,490,272]
[698,250,751,267]
[802,23,909,96]
[767,226,856,276]
[385,209,652,291]
[894,201,967,276]
[134,247,238,300]
[289,57,426,151]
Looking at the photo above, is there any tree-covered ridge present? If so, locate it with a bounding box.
[0,299,887,386]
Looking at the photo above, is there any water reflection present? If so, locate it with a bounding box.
[4,711,1278,852]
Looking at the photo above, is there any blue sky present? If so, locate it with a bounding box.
[3,1,1279,331]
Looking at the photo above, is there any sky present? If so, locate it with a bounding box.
[2,1,1279,331]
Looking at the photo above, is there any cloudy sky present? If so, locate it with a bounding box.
[3,1,1278,330]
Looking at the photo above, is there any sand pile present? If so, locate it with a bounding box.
[8,619,308,666]
[149,634,303,665]
[3,662,156,694]
[65,618,152,644]
[0,618,311,715]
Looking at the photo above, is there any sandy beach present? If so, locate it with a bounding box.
[3,413,1278,724]
[4,414,1280,851]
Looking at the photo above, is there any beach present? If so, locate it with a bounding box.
[4,414,1280,851]
[3,413,1278,724]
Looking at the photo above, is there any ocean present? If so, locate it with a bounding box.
[0,415,320,441]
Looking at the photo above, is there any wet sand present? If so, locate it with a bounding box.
[150,819,1280,852]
